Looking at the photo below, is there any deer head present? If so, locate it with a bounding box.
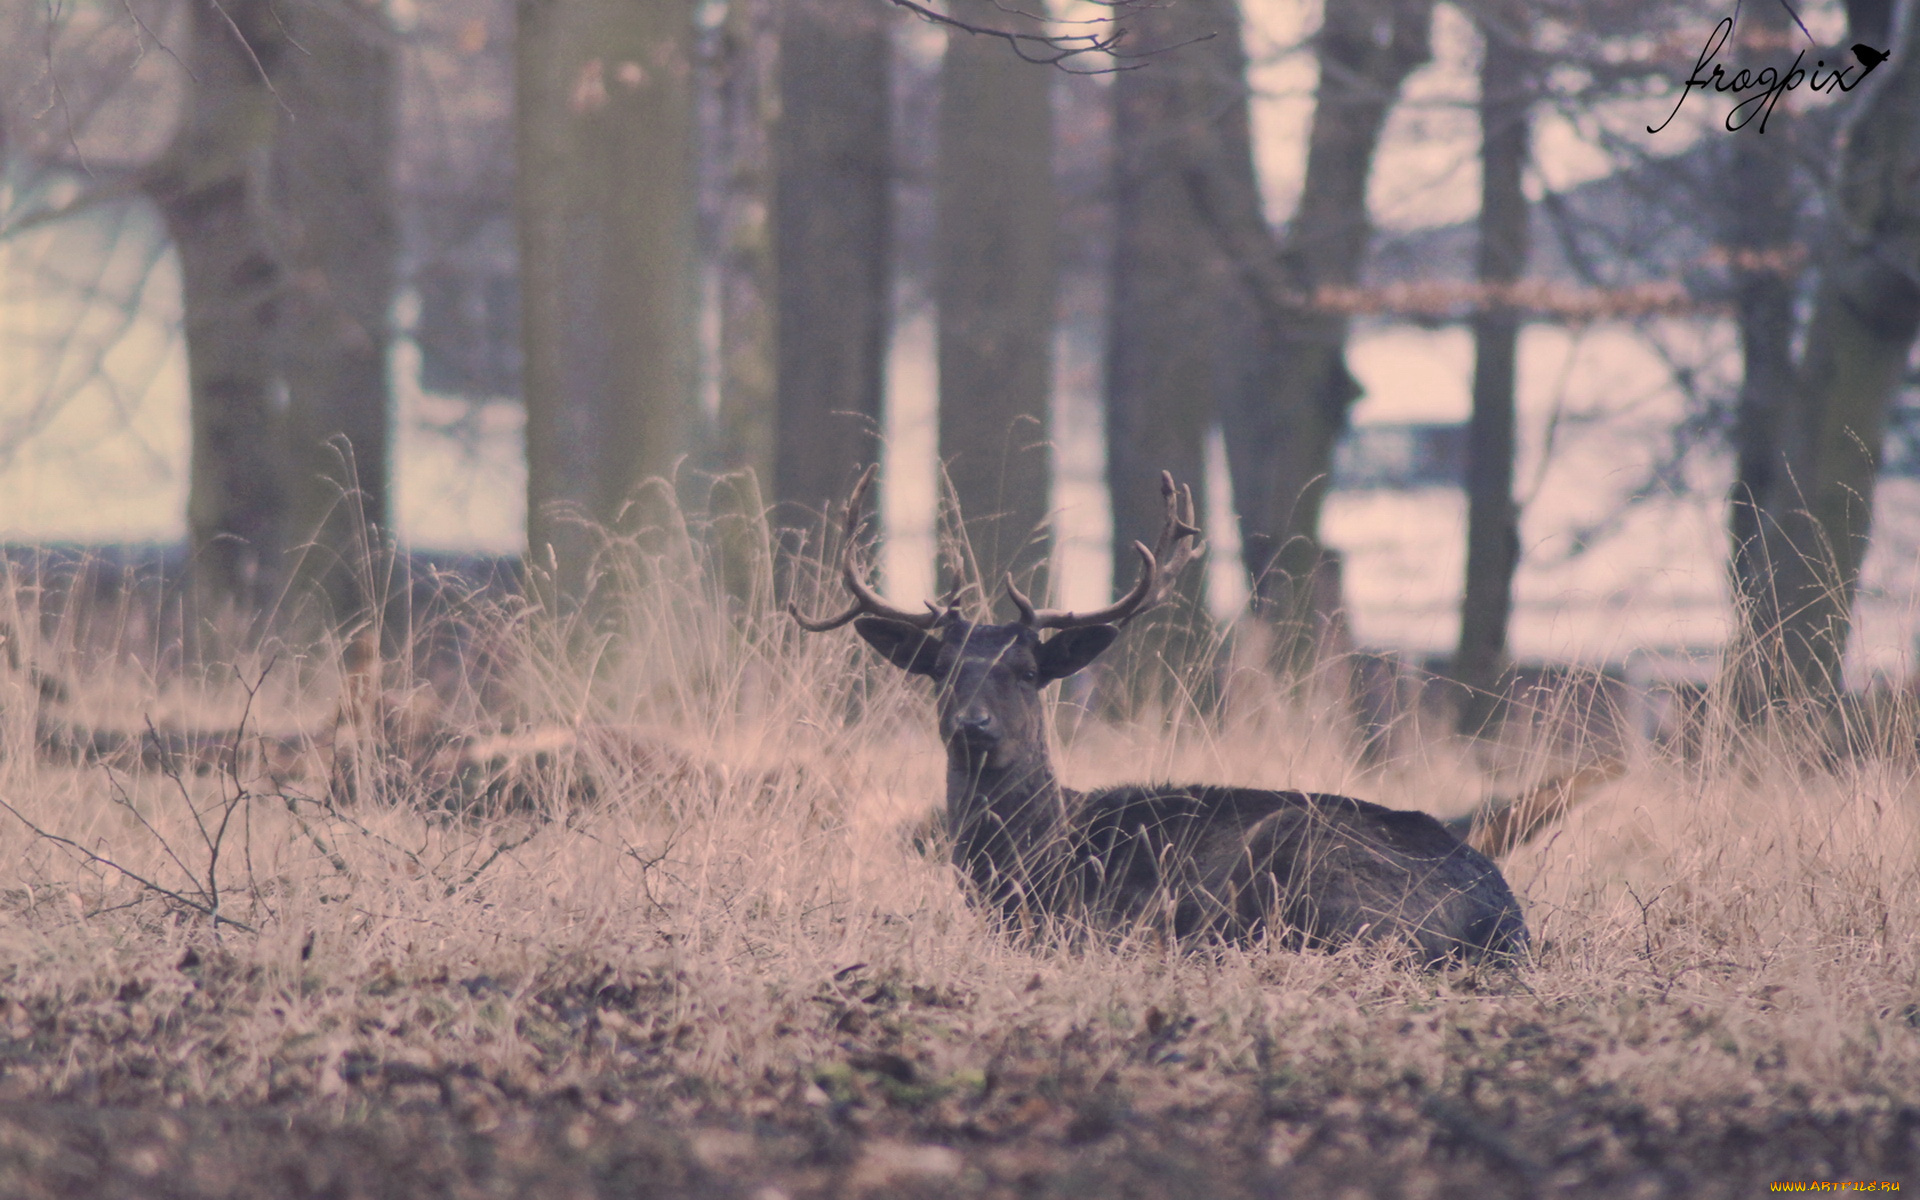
[790,467,1204,770]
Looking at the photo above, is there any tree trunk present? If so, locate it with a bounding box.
[273,0,399,631]
[517,0,701,610]
[714,0,778,486]
[1106,0,1223,613]
[709,0,781,612]
[1454,5,1532,735]
[771,0,891,533]
[1719,0,1806,713]
[1736,0,1920,703]
[144,0,289,621]
[935,3,1055,605]
[1199,0,1435,671]
[1104,0,1242,701]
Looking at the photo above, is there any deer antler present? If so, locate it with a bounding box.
[788,465,946,632]
[1006,471,1205,630]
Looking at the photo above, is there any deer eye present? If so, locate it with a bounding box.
[1018,668,1039,684]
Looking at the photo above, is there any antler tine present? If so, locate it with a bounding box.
[1156,471,1202,554]
[1009,540,1157,630]
[1011,471,1205,630]
[929,581,966,624]
[1004,572,1039,625]
[787,465,942,632]
[787,598,866,633]
[1112,472,1206,625]
[1141,471,1206,607]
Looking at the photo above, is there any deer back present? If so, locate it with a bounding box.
[1058,784,1528,965]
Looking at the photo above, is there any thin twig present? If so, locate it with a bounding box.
[103,768,203,902]
[882,0,1202,73]
[0,795,255,932]
[446,832,537,897]
[279,793,351,875]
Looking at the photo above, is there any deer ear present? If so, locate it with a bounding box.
[854,617,943,676]
[1035,625,1120,681]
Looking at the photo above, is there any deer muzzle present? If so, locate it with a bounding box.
[950,707,998,748]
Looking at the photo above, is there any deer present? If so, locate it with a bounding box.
[791,466,1532,965]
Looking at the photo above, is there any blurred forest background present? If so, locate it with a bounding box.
[2,0,1919,728]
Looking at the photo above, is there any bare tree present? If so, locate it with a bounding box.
[770,0,892,535]
[141,0,291,618]
[935,0,1056,599]
[1453,2,1535,734]
[1715,0,1813,712]
[274,0,400,629]
[1733,0,1920,702]
[517,0,701,608]
[1103,0,1237,693]
[1429,0,1913,710]
[8,0,408,631]
[1182,0,1436,674]
[713,0,779,487]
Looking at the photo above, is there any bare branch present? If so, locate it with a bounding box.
[883,0,1209,74]
[0,795,256,933]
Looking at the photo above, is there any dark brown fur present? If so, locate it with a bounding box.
[859,616,1528,965]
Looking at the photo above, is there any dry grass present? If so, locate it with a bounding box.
[0,529,1916,1199]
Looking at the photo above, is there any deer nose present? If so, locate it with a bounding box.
[954,708,996,739]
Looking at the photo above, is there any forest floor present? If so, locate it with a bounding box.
[0,562,1915,1198]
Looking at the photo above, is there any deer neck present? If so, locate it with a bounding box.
[944,739,1072,912]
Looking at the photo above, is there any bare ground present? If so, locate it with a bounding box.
[0,928,1910,1199]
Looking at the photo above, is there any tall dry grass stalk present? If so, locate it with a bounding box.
[0,498,1914,1192]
